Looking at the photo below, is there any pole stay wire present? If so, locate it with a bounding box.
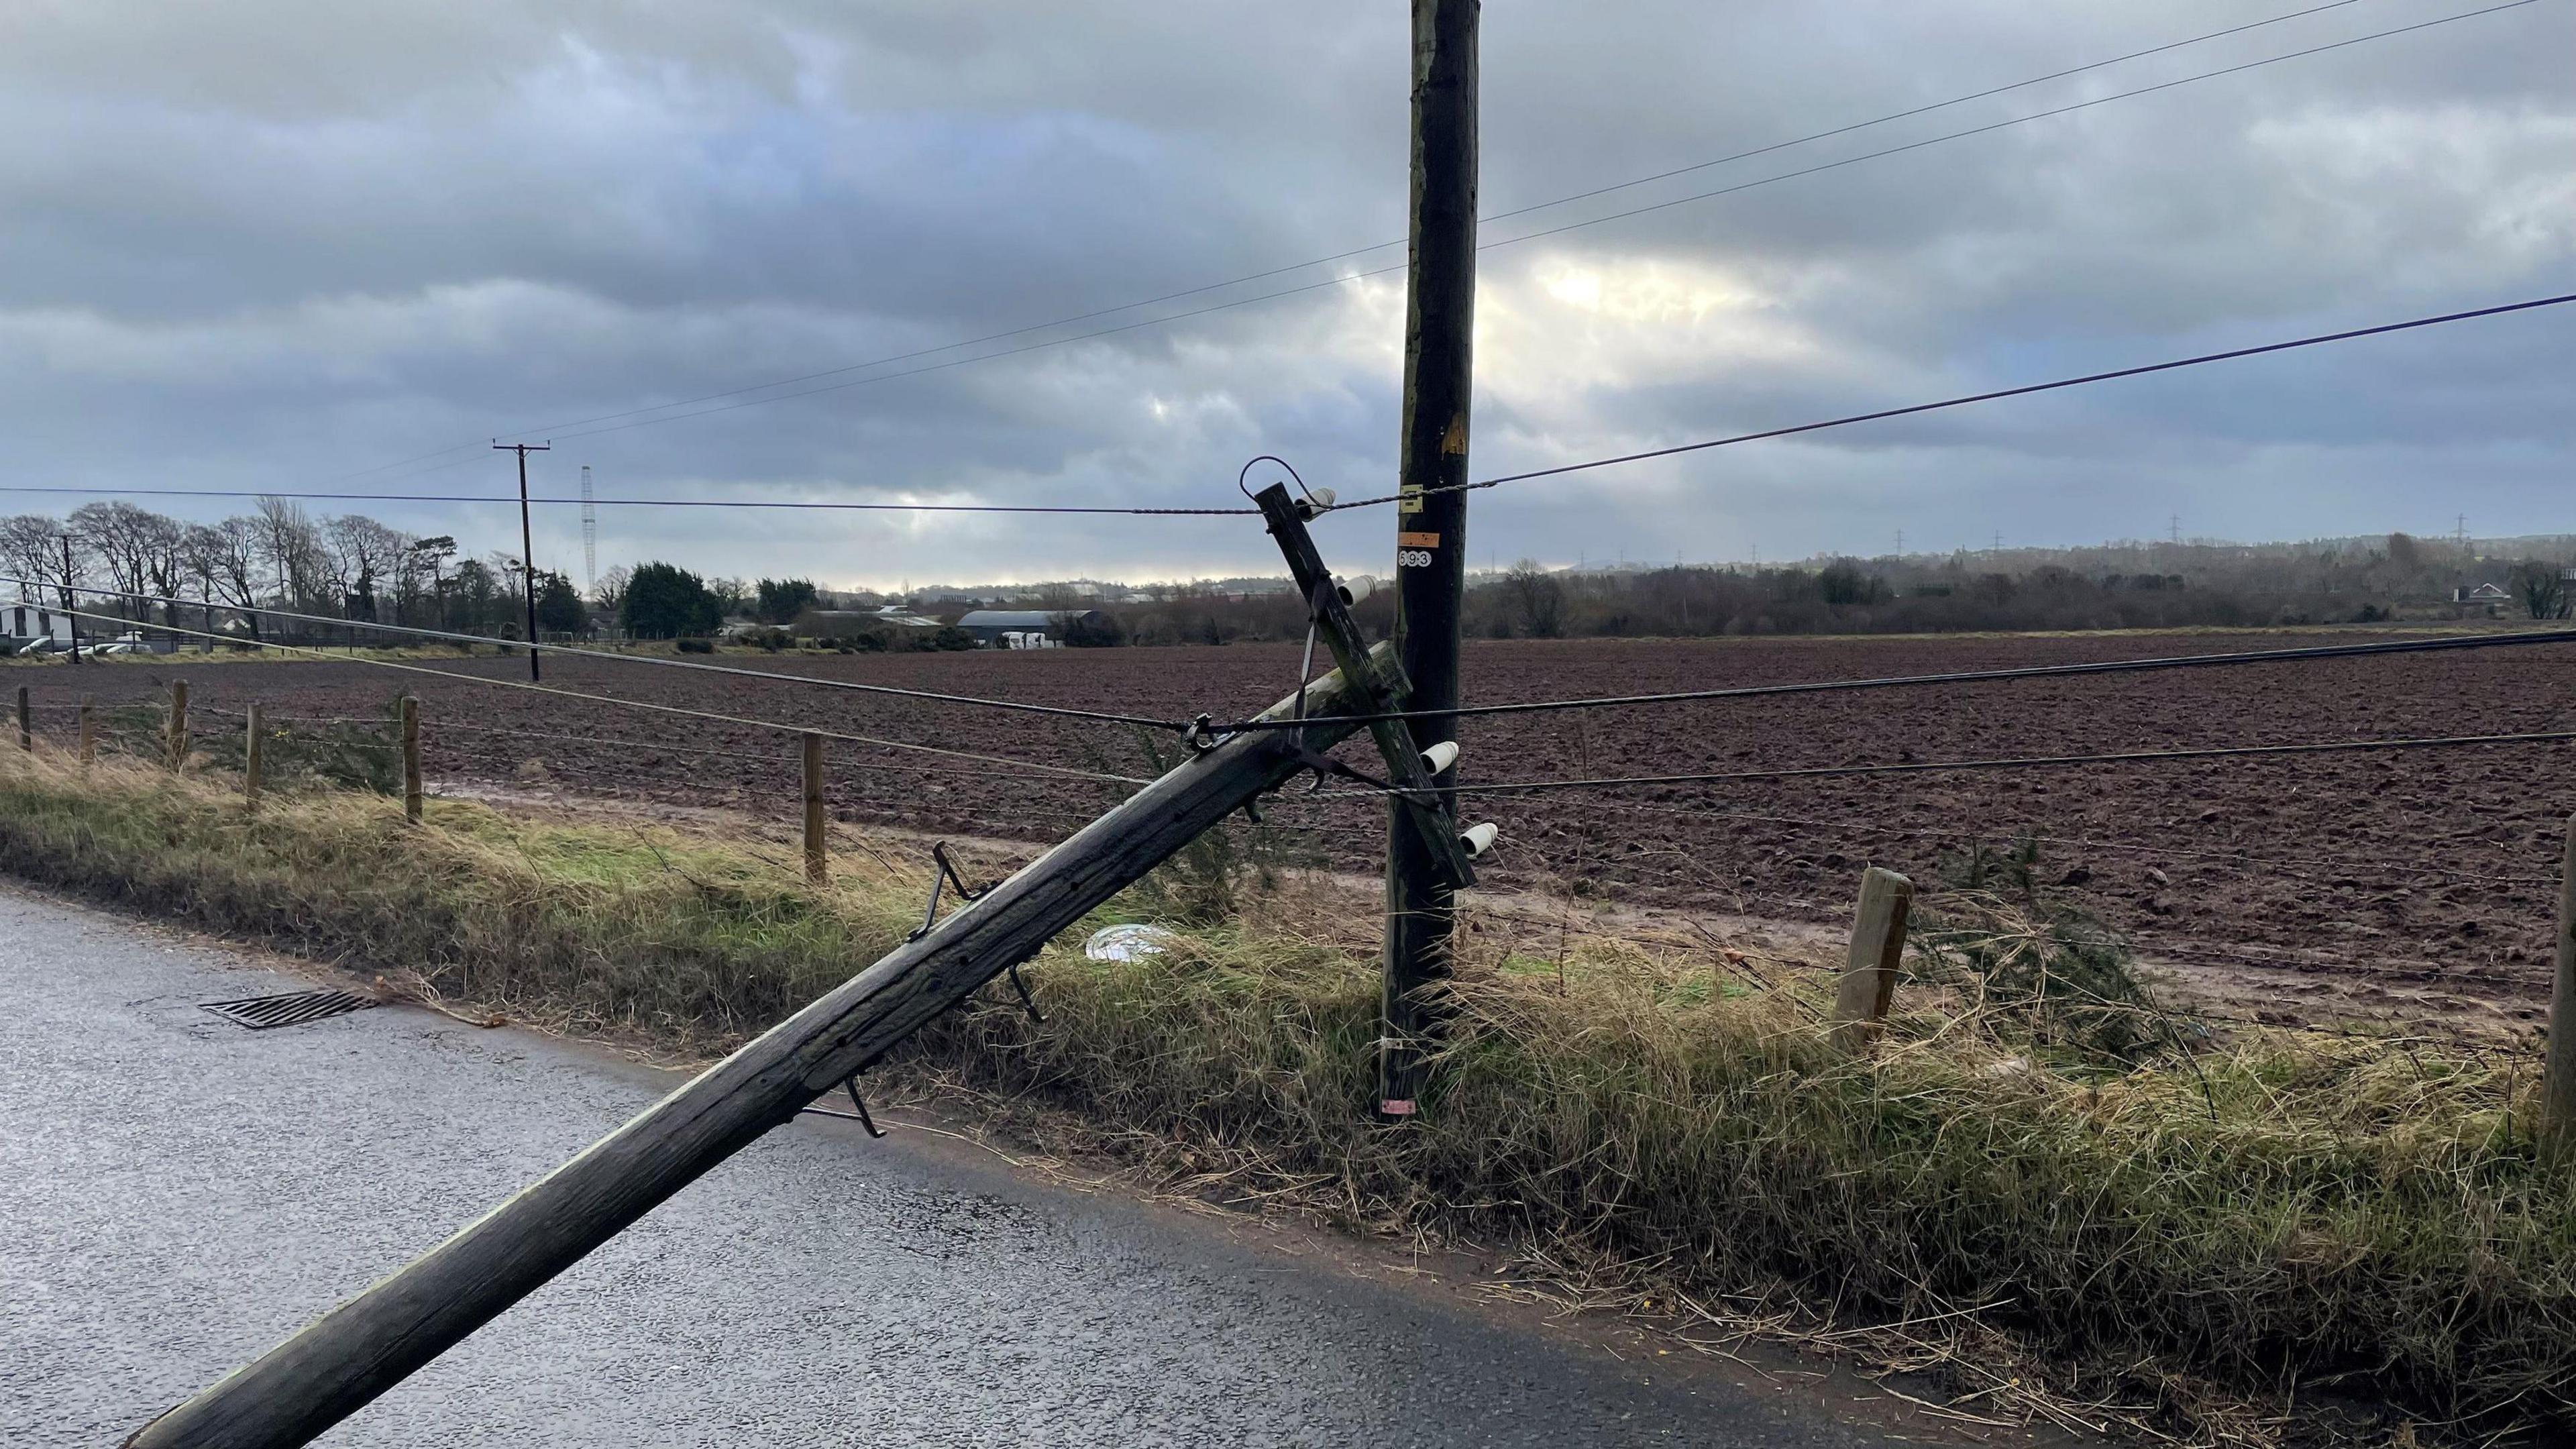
[23,600,1150,786]
[6,579,1189,732]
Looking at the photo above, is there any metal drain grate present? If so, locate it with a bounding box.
[200,988,377,1030]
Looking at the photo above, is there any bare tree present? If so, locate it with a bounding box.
[591,563,631,618]
[0,514,78,607]
[67,501,180,623]
[1501,559,1564,638]
[184,519,266,642]
[251,496,328,611]
[324,515,410,621]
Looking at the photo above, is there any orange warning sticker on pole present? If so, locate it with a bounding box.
[1397,532,1440,548]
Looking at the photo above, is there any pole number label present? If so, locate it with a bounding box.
[1397,549,1435,568]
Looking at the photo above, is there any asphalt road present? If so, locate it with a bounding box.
[1,883,1991,1448]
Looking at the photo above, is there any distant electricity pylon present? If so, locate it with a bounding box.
[580,465,598,596]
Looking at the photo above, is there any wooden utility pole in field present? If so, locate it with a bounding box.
[123,647,1406,1449]
[494,441,551,682]
[1383,0,1479,1118]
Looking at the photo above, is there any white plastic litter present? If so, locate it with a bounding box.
[1084,923,1181,962]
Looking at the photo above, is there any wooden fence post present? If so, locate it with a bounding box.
[802,731,826,885]
[165,679,189,771]
[401,695,423,823]
[15,684,27,751]
[2542,815,2576,1155]
[244,701,264,806]
[78,695,94,765]
[1833,866,1915,1048]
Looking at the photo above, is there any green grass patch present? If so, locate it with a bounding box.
[0,747,2569,1442]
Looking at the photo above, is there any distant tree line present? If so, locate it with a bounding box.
[0,499,594,643]
[9,500,2562,653]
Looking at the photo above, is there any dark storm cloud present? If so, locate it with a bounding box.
[0,0,2567,585]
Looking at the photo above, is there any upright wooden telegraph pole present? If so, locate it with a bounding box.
[1383,0,1480,1117]
[494,441,550,682]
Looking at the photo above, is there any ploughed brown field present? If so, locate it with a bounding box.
[25,627,2573,1020]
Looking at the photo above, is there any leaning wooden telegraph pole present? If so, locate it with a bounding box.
[1383,0,1479,1117]
[126,645,1405,1449]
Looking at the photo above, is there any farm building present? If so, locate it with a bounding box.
[1,602,73,653]
[953,609,1105,646]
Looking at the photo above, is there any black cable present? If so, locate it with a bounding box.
[0,486,1260,515]
[7,579,1189,730]
[1336,727,2576,798]
[1226,622,2576,732]
[291,0,2534,481]
[1325,288,2576,514]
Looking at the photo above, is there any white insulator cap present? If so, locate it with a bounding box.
[1459,821,1499,859]
[1335,574,1374,607]
[1419,740,1460,775]
[1294,486,1340,519]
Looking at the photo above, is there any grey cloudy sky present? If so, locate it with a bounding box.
[3,0,2569,590]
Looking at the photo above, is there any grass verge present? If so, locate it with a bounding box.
[1,747,2568,1445]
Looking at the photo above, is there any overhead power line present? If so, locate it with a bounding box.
[325,0,2526,476]
[25,600,1150,784]
[7,579,1191,731]
[0,486,1258,515]
[14,284,2570,521]
[1226,618,2576,732]
[1322,288,2576,513]
[1339,727,2576,799]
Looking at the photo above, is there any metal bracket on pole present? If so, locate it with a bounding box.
[906,842,989,943]
[839,1073,887,1138]
[1251,480,1476,892]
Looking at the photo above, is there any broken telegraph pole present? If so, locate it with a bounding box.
[126,642,1410,1449]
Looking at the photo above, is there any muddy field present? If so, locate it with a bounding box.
[20,627,2573,1022]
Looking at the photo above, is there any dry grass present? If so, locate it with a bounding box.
[1,745,2569,1446]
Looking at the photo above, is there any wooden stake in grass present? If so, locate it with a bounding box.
[77,695,94,765]
[802,731,826,885]
[1833,866,1914,1048]
[15,684,27,752]
[2543,814,2576,1156]
[164,678,189,771]
[244,701,264,807]
[401,694,423,823]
